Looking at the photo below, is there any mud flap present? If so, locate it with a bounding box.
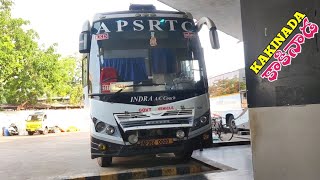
[202,129,213,148]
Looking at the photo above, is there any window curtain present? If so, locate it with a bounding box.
[151,48,176,74]
[103,58,148,84]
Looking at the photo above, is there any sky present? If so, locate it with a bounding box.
[11,0,245,77]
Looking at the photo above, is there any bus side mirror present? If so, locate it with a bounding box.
[79,31,91,53]
[196,17,220,49]
[209,28,220,49]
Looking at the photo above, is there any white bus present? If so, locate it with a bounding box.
[79,4,220,167]
[210,90,249,131]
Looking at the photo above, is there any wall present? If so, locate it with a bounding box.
[241,0,320,179]
[249,104,320,180]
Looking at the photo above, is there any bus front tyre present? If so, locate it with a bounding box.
[27,131,34,136]
[174,150,193,162]
[97,156,112,167]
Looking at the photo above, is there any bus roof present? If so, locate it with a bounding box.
[93,10,192,22]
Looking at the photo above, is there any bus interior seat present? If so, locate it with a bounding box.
[101,67,118,82]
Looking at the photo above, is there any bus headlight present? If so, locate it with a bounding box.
[106,125,115,135]
[200,116,208,124]
[176,130,185,139]
[128,134,138,144]
[95,122,106,132]
[191,114,210,131]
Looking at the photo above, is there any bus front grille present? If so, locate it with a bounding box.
[120,117,191,128]
[161,109,193,116]
[114,109,194,131]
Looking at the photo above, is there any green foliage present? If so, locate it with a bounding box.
[239,81,246,91]
[0,0,83,106]
[0,0,13,10]
[70,84,83,105]
[209,76,246,97]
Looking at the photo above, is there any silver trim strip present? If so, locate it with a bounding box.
[115,114,193,122]
[91,141,99,146]
[123,124,193,131]
[96,13,187,20]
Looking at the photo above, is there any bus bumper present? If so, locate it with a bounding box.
[91,129,212,159]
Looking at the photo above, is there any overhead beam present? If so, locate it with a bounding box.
[158,0,242,41]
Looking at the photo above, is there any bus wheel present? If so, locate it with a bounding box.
[231,121,238,134]
[174,150,193,162]
[27,131,34,136]
[97,157,112,167]
[226,114,234,127]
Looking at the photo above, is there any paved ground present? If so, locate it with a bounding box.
[0,109,90,135]
[151,145,253,180]
[0,132,253,180]
[0,132,95,180]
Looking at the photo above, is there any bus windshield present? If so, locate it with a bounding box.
[90,18,205,94]
[27,115,41,121]
[101,48,202,90]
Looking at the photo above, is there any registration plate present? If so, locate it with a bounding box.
[138,138,174,146]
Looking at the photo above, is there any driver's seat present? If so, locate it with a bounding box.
[100,67,118,83]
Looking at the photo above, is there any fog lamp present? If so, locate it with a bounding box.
[106,125,115,135]
[98,143,107,151]
[203,134,209,140]
[176,130,185,139]
[128,134,138,144]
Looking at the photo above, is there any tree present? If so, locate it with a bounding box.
[0,0,38,103]
[0,0,83,106]
[70,84,83,105]
[209,76,246,97]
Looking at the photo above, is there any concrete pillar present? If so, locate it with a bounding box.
[241,0,320,179]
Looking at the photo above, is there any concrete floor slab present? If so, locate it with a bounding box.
[0,132,253,180]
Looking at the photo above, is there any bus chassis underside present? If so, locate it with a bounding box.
[91,128,212,159]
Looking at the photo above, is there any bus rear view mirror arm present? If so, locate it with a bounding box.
[196,17,220,49]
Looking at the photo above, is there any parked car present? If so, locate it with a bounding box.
[25,112,57,135]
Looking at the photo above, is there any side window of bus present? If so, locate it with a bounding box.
[82,56,88,88]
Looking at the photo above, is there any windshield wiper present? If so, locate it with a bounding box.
[88,83,166,98]
[88,89,125,102]
[126,83,166,87]
[106,88,125,102]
